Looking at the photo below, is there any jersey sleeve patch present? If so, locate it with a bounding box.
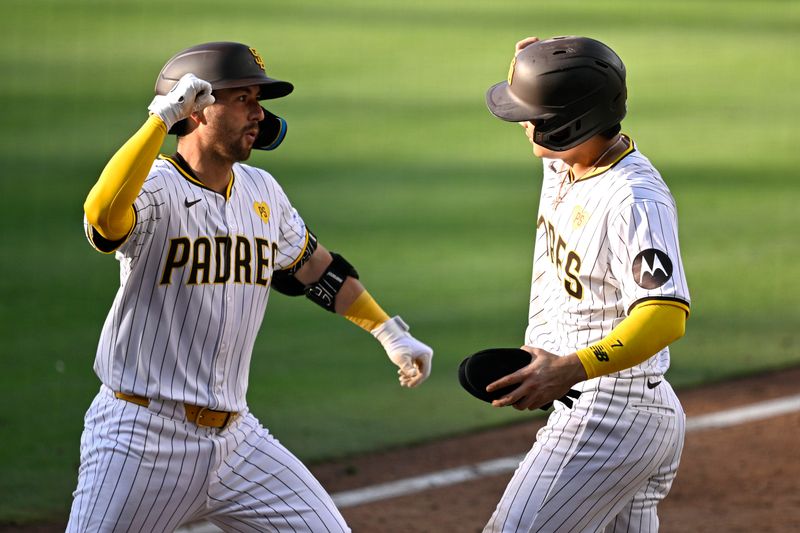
[631,248,672,289]
[609,197,690,312]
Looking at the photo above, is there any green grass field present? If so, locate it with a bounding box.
[1,0,798,524]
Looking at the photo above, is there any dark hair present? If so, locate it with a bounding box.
[600,123,622,139]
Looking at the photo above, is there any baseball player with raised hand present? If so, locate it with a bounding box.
[480,36,691,532]
[69,41,432,532]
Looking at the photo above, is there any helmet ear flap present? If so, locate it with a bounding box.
[254,106,287,151]
[169,119,188,136]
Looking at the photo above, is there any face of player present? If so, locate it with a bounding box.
[201,85,264,163]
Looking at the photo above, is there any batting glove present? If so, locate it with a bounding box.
[147,73,215,131]
[371,316,433,388]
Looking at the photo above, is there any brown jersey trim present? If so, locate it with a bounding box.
[628,296,690,317]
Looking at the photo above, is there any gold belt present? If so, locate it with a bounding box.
[114,391,238,429]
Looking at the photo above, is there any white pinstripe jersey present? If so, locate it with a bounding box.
[84,155,309,411]
[524,136,690,378]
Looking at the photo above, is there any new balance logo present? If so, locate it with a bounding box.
[591,345,609,362]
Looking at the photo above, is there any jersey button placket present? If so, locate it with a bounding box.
[214,197,237,401]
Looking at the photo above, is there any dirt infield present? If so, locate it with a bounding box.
[4,366,799,532]
[310,366,800,533]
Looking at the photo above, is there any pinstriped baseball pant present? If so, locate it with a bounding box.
[67,385,349,532]
[484,376,685,533]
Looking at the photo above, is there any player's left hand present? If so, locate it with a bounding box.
[487,346,587,410]
[371,316,433,388]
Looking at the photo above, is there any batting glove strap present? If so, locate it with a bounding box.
[147,73,214,131]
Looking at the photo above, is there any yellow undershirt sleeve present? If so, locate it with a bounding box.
[84,115,168,241]
[575,301,688,379]
[344,290,391,332]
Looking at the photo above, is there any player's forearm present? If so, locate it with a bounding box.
[341,284,390,331]
[575,302,688,379]
[84,115,167,240]
[294,245,390,329]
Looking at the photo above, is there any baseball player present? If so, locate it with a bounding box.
[68,41,433,532]
[481,36,690,532]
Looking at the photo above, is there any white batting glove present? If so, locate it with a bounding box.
[147,73,215,130]
[371,316,433,388]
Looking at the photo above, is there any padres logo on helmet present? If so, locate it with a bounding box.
[249,47,266,71]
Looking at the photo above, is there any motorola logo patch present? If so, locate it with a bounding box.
[632,249,673,289]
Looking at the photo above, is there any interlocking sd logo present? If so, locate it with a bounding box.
[632,249,673,289]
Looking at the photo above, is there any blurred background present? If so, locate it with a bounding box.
[1,0,798,526]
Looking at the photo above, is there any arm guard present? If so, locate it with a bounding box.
[304,253,359,312]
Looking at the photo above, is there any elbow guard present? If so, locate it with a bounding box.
[305,253,359,312]
[270,250,360,313]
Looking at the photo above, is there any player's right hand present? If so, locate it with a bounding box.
[515,36,540,55]
[147,73,214,130]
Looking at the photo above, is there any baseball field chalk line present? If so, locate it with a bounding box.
[178,393,800,533]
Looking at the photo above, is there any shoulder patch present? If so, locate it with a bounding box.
[632,249,673,289]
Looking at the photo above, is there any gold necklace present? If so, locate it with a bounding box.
[553,136,623,207]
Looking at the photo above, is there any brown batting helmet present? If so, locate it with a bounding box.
[155,42,292,150]
[486,36,627,151]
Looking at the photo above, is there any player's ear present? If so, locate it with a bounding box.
[188,110,207,127]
